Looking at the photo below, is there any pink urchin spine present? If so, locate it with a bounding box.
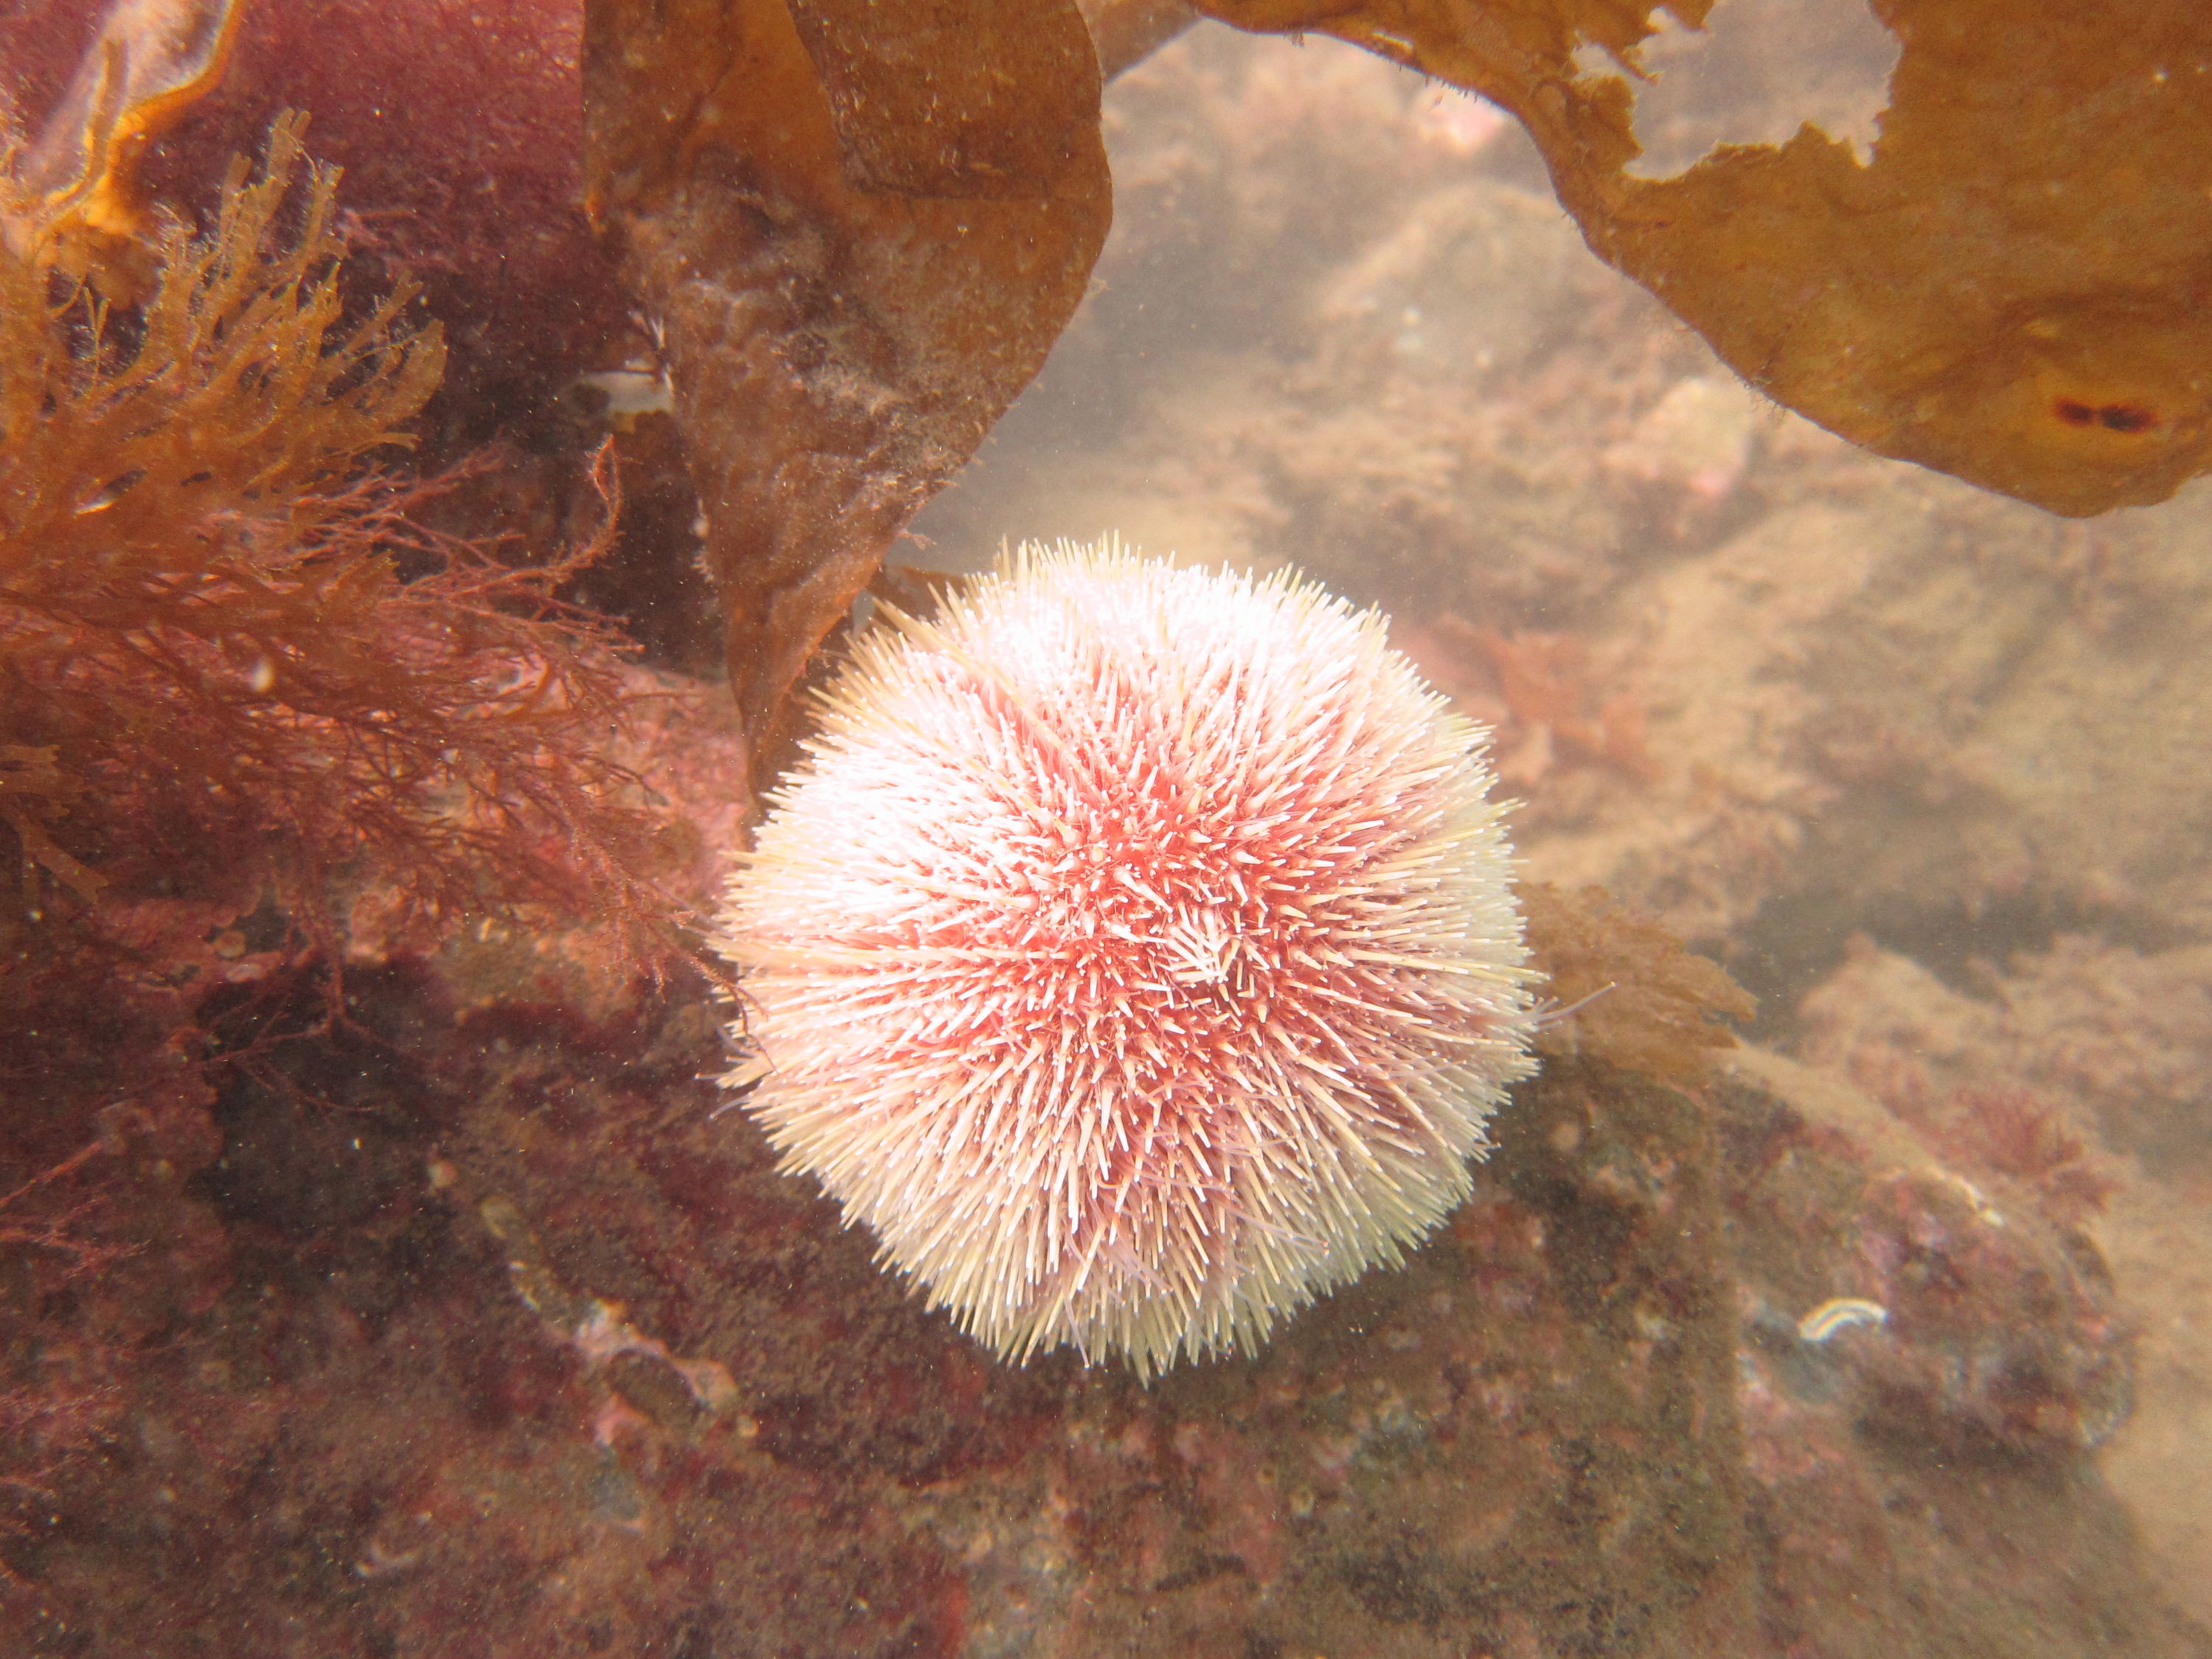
[716,538,1538,1377]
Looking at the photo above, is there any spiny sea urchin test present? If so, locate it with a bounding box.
[712,539,1538,1377]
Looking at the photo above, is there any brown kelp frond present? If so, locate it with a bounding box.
[0,119,684,975]
[10,0,248,263]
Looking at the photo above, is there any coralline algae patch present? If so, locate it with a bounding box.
[451,973,2158,1659]
[0,852,2183,1659]
[420,983,1759,1659]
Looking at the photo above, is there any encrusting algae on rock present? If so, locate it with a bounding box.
[713,538,1539,1377]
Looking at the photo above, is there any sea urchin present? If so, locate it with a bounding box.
[713,540,1537,1377]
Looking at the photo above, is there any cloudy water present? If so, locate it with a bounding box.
[912,18,2212,1655]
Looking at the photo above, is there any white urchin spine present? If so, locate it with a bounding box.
[714,537,1539,1378]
